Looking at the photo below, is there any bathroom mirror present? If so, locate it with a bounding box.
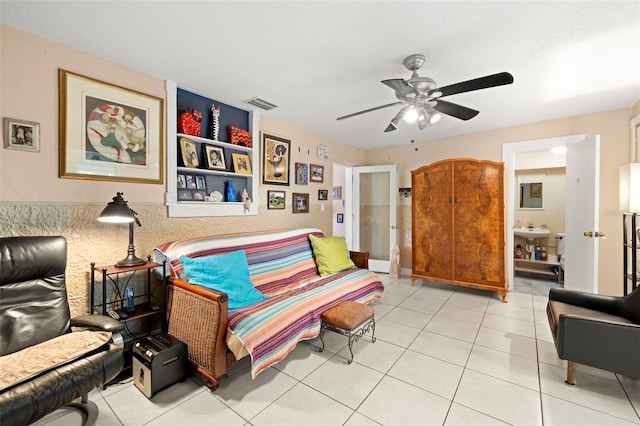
[519,182,543,208]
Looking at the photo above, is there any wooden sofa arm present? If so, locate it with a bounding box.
[166,278,232,389]
[350,251,370,269]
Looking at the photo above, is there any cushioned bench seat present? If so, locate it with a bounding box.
[319,301,376,364]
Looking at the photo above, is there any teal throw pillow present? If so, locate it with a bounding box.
[180,250,267,310]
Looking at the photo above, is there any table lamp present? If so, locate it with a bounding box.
[98,192,145,266]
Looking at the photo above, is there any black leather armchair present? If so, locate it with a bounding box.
[546,286,640,385]
[0,236,125,426]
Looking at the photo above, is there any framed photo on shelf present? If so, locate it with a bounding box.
[204,144,225,170]
[267,190,286,210]
[185,175,196,189]
[333,186,342,200]
[195,175,206,190]
[318,189,328,200]
[58,69,164,184]
[232,153,252,175]
[261,132,291,186]
[177,174,186,188]
[292,193,309,213]
[178,189,193,200]
[180,137,199,168]
[193,190,207,201]
[3,118,40,152]
[295,162,308,185]
[310,164,324,183]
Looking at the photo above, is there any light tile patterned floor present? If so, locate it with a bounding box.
[36,275,640,426]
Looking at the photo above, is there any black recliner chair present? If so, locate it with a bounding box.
[546,286,640,385]
[0,236,124,425]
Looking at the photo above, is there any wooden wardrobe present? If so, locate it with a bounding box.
[411,158,507,301]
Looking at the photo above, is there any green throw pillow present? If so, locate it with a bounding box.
[180,250,267,310]
[309,234,356,276]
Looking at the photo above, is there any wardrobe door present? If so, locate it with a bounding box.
[412,161,453,281]
[452,160,505,288]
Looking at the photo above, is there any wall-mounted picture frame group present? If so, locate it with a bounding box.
[3,117,40,152]
[292,193,309,213]
[262,132,290,186]
[180,137,200,168]
[267,190,286,210]
[318,189,328,200]
[232,153,252,175]
[58,69,164,184]
[310,164,324,183]
[295,162,309,185]
[204,144,225,170]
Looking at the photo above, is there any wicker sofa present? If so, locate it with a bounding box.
[154,228,384,389]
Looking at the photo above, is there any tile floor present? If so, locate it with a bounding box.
[36,275,640,426]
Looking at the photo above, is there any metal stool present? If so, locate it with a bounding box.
[319,301,376,363]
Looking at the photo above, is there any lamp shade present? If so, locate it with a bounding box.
[619,163,640,212]
[99,193,135,223]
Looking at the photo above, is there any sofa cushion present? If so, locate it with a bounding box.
[180,250,267,310]
[0,330,112,391]
[309,234,355,276]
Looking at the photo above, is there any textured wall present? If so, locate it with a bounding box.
[0,201,329,317]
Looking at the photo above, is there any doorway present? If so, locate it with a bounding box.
[503,134,599,293]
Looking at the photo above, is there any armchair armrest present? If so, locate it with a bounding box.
[548,288,625,317]
[71,314,124,333]
[350,251,370,269]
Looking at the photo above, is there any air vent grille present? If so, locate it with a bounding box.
[243,97,278,110]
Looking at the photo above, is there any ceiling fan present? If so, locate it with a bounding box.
[337,54,514,132]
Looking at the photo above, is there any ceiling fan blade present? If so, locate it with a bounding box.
[434,72,514,98]
[381,78,411,94]
[433,100,479,121]
[336,101,404,121]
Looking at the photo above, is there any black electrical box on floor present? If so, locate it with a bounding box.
[132,333,188,399]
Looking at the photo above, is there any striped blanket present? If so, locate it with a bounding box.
[155,228,384,378]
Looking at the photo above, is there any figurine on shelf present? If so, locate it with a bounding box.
[178,108,202,137]
[210,104,221,141]
[242,188,251,212]
[225,180,238,202]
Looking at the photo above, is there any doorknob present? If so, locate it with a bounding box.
[583,231,606,238]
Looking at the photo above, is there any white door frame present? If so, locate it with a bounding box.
[502,134,585,290]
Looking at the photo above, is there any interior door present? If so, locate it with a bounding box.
[564,136,600,293]
[352,165,397,272]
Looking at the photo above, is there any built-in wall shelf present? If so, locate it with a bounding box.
[515,257,563,282]
[165,81,259,217]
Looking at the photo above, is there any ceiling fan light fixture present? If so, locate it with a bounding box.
[404,107,418,123]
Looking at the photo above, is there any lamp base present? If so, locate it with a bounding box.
[116,254,146,267]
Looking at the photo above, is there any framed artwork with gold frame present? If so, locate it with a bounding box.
[58,69,164,184]
[232,152,252,175]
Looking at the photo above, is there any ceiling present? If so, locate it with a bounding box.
[1,1,639,150]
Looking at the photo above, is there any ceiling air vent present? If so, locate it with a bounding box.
[243,97,277,111]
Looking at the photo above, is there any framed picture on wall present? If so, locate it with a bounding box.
[3,118,40,152]
[318,189,328,200]
[58,69,164,184]
[337,213,344,223]
[292,193,309,213]
[261,132,290,186]
[295,162,308,185]
[333,186,342,200]
[267,190,285,210]
[310,164,324,183]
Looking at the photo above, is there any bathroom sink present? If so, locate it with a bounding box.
[514,228,550,239]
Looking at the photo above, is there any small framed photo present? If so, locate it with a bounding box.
[268,190,286,210]
[295,162,309,185]
[193,190,207,201]
[333,186,342,200]
[185,175,197,189]
[204,144,226,170]
[337,213,344,223]
[177,174,186,189]
[318,189,328,200]
[292,193,309,213]
[180,137,199,168]
[3,118,40,152]
[195,175,206,190]
[178,189,193,200]
[310,164,324,183]
[232,153,252,175]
